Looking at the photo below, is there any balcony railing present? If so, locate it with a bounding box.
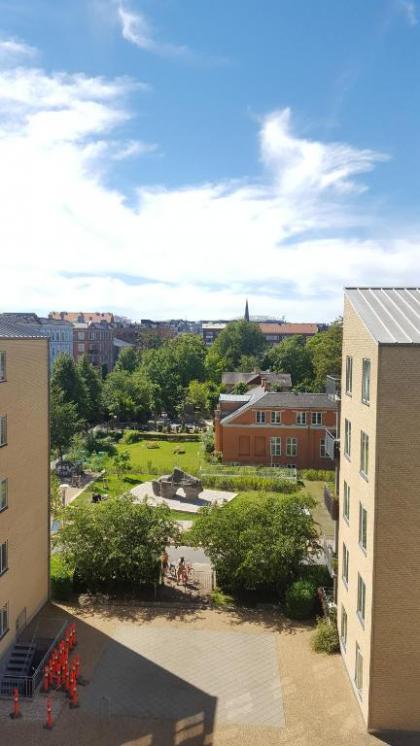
[326,375,341,401]
[325,429,339,460]
[324,483,339,521]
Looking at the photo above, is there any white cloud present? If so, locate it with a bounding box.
[0,53,419,322]
[398,0,418,26]
[116,2,189,57]
[0,36,37,62]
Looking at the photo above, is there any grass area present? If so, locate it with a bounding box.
[119,439,204,475]
[303,479,335,539]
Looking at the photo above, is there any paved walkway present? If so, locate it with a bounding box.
[131,482,237,514]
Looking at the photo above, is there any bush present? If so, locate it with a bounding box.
[285,579,317,619]
[173,447,186,455]
[311,618,340,654]
[202,474,299,493]
[300,469,335,482]
[299,564,333,589]
[123,430,142,444]
[137,432,201,442]
[146,443,160,449]
[50,554,73,601]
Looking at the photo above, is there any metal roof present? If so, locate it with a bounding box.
[255,392,337,409]
[0,318,47,339]
[220,394,251,402]
[345,288,420,344]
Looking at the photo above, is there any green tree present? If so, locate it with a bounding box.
[189,492,320,593]
[76,356,103,424]
[102,369,155,422]
[50,390,82,461]
[114,346,139,373]
[57,495,180,591]
[264,335,314,389]
[211,321,267,371]
[112,450,131,477]
[51,353,87,419]
[238,354,258,372]
[232,381,248,395]
[307,320,343,391]
[185,380,208,417]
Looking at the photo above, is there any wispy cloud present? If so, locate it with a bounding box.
[0,36,37,61]
[116,2,189,57]
[398,0,418,26]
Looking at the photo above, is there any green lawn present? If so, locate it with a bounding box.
[119,439,204,475]
[303,480,335,539]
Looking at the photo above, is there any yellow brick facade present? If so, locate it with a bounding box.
[339,293,420,733]
[0,337,50,662]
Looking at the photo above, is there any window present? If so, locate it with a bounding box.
[360,431,369,478]
[311,412,322,426]
[355,643,363,693]
[78,343,84,354]
[345,355,353,395]
[320,439,326,458]
[0,479,7,512]
[341,606,348,649]
[0,416,6,447]
[77,331,85,341]
[359,503,367,551]
[343,481,350,523]
[0,601,8,639]
[287,437,297,457]
[256,411,266,424]
[344,419,351,458]
[362,358,371,404]
[270,437,281,456]
[0,541,7,575]
[296,412,306,425]
[357,574,366,624]
[342,543,349,586]
[271,411,281,424]
[0,351,5,382]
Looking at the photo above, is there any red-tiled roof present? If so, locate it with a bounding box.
[259,323,319,335]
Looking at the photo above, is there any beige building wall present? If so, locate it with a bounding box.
[337,298,379,725]
[368,344,420,731]
[0,338,50,662]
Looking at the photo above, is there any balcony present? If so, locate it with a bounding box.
[324,483,339,521]
[326,375,341,401]
[325,429,339,460]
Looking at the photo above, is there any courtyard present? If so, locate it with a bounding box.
[0,601,398,746]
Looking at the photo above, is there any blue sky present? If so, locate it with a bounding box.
[0,0,419,321]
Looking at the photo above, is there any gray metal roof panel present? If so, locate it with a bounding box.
[0,319,48,339]
[345,288,420,343]
[254,392,338,409]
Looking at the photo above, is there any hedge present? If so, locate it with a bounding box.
[122,431,201,443]
[201,475,299,493]
[50,554,73,601]
[285,579,317,619]
[299,469,335,482]
[311,618,340,654]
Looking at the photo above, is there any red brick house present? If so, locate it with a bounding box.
[215,387,338,469]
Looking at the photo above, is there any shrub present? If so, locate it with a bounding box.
[300,469,335,482]
[173,447,186,455]
[311,618,340,654]
[211,588,235,607]
[201,474,299,493]
[123,430,142,444]
[146,443,160,449]
[299,564,333,589]
[285,579,317,619]
[136,432,201,442]
[50,554,73,601]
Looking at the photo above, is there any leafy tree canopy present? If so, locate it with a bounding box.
[76,356,102,424]
[264,335,314,389]
[102,368,155,422]
[189,492,320,593]
[211,321,267,372]
[307,319,343,391]
[51,353,87,419]
[114,346,139,373]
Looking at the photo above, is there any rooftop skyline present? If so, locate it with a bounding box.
[0,1,419,320]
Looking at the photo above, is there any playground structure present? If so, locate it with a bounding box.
[152,468,203,500]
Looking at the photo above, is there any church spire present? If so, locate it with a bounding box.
[244,298,250,322]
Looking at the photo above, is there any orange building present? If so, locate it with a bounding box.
[215,388,338,469]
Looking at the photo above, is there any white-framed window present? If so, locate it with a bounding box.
[357,574,366,624]
[0,541,7,575]
[362,358,371,405]
[271,411,281,424]
[360,431,369,478]
[320,439,326,458]
[342,543,349,586]
[341,606,348,649]
[359,503,367,551]
[286,437,297,457]
[0,351,5,382]
[0,416,7,447]
[344,419,351,458]
[343,481,350,523]
[0,479,7,512]
[78,343,84,353]
[296,412,306,425]
[270,437,281,457]
[0,601,8,639]
[256,411,266,424]
[345,355,353,395]
[355,643,363,694]
[311,412,322,426]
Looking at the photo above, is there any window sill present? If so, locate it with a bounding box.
[344,453,351,462]
[361,399,370,407]
[0,443,7,448]
[0,627,9,641]
[342,577,348,590]
[0,568,8,579]
[340,638,347,652]
[343,515,350,526]
[345,391,352,398]
[359,542,367,556]
[360,471,368,483]
[0,505,8,515]
[357,611,365,629]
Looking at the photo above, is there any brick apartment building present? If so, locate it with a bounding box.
[221,371,292,392]
[215,387,337,469]
[0,320,49,665]
[258,322,320,345]
[72,322,113,373]
[323,287,420,734]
